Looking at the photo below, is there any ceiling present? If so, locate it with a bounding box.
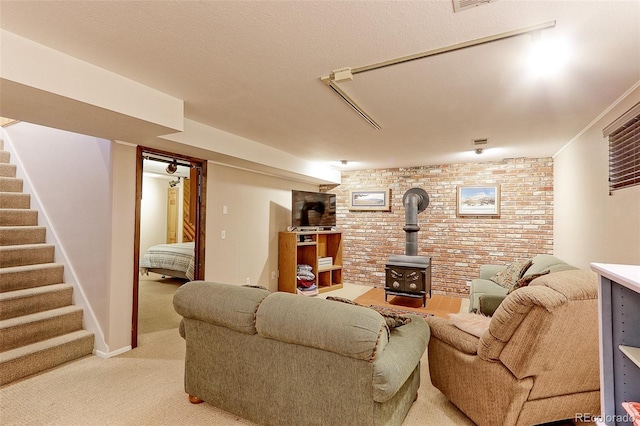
[1,1,639,172]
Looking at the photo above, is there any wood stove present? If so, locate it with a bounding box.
[385,255,431,307]
[384,188,432,307]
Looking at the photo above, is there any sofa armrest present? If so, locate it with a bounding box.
[426,316,479,355]
[372,314,430,403]
[173,281,271,335]
[478,294,506,316]
[479,264,505,280]
[478,285,568,362]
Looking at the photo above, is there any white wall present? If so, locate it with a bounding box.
[205,164,317,291]
[3,122,113,352]
[140,175,169,253]
[554,84,640,268]
[107,142,137,355]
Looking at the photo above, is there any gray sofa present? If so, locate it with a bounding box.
[173,281,430,426]
[468,254,577,315]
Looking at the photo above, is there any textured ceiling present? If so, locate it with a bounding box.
[1,0,639,171]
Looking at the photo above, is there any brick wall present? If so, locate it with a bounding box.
[321,157,554,297]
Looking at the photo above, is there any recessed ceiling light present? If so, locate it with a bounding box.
[527,37,571,77]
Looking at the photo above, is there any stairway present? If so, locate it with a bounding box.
[0,138,94,385]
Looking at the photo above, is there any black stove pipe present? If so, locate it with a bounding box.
[401,188,430,256]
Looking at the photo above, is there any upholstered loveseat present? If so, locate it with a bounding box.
[428,269,600,426]
[173,281,430,426]
[468,254,577,315]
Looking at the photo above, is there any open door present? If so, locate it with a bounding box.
[131,146,207,348]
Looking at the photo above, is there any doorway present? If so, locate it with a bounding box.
[132,146,207,348]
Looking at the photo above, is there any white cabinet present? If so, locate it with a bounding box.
[591,263,640,426]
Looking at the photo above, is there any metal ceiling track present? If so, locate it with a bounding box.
[321,20,556,130]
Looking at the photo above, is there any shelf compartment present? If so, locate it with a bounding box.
[319,283,343,293]
[317,266,342,289]
[619,345,640,369]
[318,265,342,272]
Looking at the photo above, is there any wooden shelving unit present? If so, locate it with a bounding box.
[591,263,640,426]
[278,231,343,294]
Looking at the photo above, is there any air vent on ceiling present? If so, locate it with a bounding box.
[453,0,496,13]
[472,138,489,146]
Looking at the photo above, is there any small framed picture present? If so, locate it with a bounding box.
[457,185,500,216]
[349,189,391,211]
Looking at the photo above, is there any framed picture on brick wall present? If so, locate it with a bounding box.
[349,189,391,211]
[457,185,500,216]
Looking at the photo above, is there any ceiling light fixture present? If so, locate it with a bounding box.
[321,20,556,130]
[166,159,178,174]
[475,148,484,155]
[527,37,571,77]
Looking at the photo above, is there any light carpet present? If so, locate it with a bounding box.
[0,280,475,425]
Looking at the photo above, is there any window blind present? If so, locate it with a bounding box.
[606,104,640,194]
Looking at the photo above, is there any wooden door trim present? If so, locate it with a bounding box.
[131,146,207,348]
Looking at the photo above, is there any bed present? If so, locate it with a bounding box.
[140,242,195,281]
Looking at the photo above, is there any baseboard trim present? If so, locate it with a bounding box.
[95,345,132,359]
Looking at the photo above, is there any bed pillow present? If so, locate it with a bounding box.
[490,259,533,290]
[449,312,491,338]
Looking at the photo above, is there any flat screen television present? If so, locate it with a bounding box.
[291,190,336,229]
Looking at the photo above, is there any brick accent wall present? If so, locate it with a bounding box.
[321,157,554,297]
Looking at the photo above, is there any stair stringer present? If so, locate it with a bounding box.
[0,130,108,355]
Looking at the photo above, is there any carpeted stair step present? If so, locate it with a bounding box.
[0,151,9,164]
[0,305,84,352]
[0,192,31,209]
[0,177,23,193]
[0,329,94,385]
[0,243,55,268]
[0,284,73,320]
[0,209,38,226]
[0,163,16,178]
[0,263,64,293]
[0,226,46,246]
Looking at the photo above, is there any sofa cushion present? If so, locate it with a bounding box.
[469,278,509,313]
[490,259,533,289]
[471,278,510,295]
[256,292,388,361]
[449,312,491,338]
